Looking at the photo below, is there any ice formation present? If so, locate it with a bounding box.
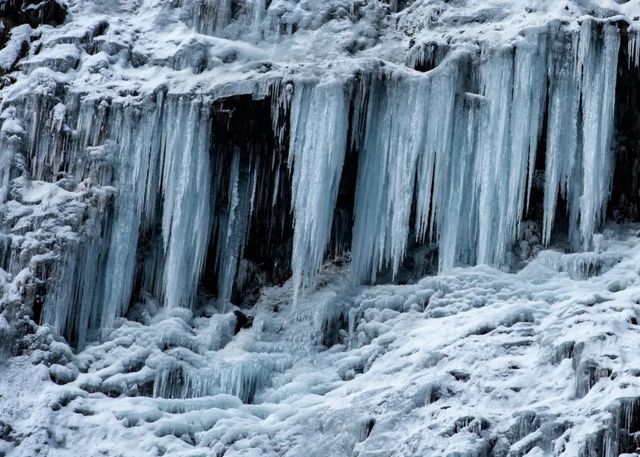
[4,18,625,339]
[3,0,640,455]
[288,80,349,299]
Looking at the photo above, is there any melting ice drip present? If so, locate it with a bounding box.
[0,20,627,345]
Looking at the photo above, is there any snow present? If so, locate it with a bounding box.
[2,0,640,455]
[0,25,31,73]
[0,0,638,101]
[2,225,640,455]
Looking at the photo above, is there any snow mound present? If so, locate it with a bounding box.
[2,226,640,456]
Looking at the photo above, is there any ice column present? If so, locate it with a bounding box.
[288,81,349,299]
[577,22,619,250]
[160,96,213,309]
[351,74,432,283]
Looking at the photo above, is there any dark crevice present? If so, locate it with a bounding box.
[199,93,293,307]
[610,23,640,223]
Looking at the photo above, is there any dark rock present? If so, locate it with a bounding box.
[233,310,252,334]
[0,0,67,31]
[449,369,470,382]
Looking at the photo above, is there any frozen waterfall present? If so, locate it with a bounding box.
[0,19,628,345]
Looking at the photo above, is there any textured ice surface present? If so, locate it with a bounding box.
[0,0,638,99]
[2,1,640,455]
[2,226,640,456]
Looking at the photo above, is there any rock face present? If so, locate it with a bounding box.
[0,0,67,76]
[0,0,66,35]
[2,0,640,456]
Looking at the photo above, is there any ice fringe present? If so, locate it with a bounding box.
[352,22,618,283]
[0,21,625,344]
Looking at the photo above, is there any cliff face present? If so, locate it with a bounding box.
[3,1,640,456]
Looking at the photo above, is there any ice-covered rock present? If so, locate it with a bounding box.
[2,0,640,455]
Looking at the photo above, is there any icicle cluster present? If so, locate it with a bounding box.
[33,94,215,345]
[0,20,624,345]
[349,22,619,282]
[188,0,267,40]
[0,90,291,345]
[288,81,350,299]
[288,21,620,287]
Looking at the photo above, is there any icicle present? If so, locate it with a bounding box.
[0,107,24,203]
[474,46,515,266]
[251,0,267,40]
[577,22,619,250]
[436,92,481,271]
[516,31,548,215]
[288,80,349,299]
[98,104,145,329]
[193,0,233,36]
[628,27,640,68]
[160,96,213,309]
[416,63,458,246]
[481,31,548,263]
[214,153,257,307]
[269,81,292,154]
[543,33,580,246]
[406,42,450,72]
[351,74,431,283]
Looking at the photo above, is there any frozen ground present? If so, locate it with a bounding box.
[2,225,640,456]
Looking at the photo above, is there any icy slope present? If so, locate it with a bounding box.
[2,226,640,456]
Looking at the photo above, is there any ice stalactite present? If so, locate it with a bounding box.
[159,97,213,310]
[191,0,234,36]
[190,0,268,40]
[543,32,581,248]
[152,354,289,403]
[543,22,620,250]
[628,27,640,68]
[288,81,350,300]
[414,62,458,254]
[351,22,619,284]
[433,90,481,273]
[42,200,112,347]
[0,106,24,203]
[100,102,161,327]
[576,22,620,251]
[474,32,547,266]
[213,153,256,307]
[351,74,433,284]
[473,47,517,267]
